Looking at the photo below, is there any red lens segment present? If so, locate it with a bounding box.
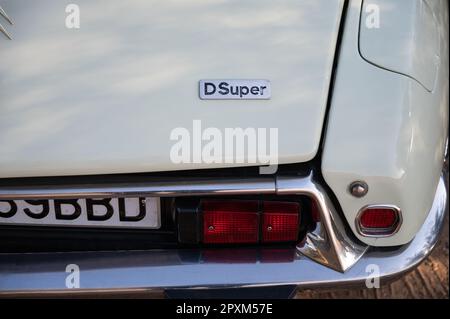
[201,200,300,244]
[202,200,259,244]
[358,207,400,234]
[262,201,300,242]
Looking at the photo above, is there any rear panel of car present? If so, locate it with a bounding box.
[0,0,343,178]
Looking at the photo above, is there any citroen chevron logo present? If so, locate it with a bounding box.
[0,5,13,40]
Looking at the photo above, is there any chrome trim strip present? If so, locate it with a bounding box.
[0,175,446,294]
[0,288,165,298]
[0,171,365,272]
[0,6,13,25]
[0,5,13,40]
[445,137,449,168]
[0,22,12,40]
[0,178,276,199]
[355,204,403,237]
[275,174,367,272]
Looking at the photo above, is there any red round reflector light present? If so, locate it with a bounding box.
[357,206,401,236]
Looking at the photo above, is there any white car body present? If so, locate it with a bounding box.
[0,0,448,297]
[323,0,449,246]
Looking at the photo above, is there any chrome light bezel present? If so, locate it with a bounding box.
[355,204,402,237]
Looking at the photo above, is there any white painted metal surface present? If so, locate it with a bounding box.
[322,0,449,246]
[0,0,343,178]
[359,0,440,91]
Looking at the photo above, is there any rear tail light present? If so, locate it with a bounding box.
[262,201,299,242]
[203,201,259,244]
[201,200,300,244]
[357,206,401,236]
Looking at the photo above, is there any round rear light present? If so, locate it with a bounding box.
[356,205,401,237]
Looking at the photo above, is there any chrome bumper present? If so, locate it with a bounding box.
[0,174,446,295]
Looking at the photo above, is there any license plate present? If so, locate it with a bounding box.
[0,197,161,229]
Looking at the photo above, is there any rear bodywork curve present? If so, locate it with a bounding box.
[321,0,449,246]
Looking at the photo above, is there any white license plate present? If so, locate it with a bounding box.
[0,197,161,229]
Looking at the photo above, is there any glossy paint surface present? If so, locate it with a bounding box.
[322,0,449,246]
[359,0,439,91]
[0,0,343,178]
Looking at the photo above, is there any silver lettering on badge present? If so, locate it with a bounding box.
[199,80,271,100]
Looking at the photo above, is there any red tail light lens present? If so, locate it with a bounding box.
[202,200,258,244]
[262,201,299,242]
[358,206,401,235]
[201,200,300,244]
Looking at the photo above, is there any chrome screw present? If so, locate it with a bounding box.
[208,225,215,231]
[349,181,369,198]
[267,225,273,231]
